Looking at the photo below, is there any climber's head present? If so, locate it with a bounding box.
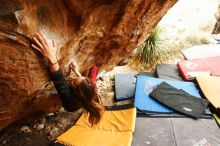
[69,76,103,126]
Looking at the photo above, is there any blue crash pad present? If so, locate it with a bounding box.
[134,76,210,116]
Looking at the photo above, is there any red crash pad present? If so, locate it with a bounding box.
[177,56,220,80]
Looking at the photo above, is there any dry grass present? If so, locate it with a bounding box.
[158,0,219,49]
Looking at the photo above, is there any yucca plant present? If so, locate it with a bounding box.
[132,27,181,70]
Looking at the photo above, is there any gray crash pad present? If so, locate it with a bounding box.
[156,64,183,81]
[172,118,220,146]
[132,117,175,146]
[114,74,136,101]
[132,117,220,146]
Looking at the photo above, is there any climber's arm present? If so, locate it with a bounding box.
[31,32,81,111]
[49,68,81,111]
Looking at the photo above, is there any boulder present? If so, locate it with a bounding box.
[0,0,177,131]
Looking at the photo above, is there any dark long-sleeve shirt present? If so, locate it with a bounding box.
[50,69,82,111]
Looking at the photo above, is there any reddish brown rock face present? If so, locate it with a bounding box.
[0,0,176,130]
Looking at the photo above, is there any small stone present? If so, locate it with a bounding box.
[107,92,114,97]
[25,138,32,141]
[37,124,44,130]
[59,107,65,112]
[60,119,68,125]
[46,113,55,116]
[21,126,30,132]
[57,123,63,128]
[26,128,32,133]
[50,127,59,137]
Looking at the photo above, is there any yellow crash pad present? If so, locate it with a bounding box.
[55,105,136,146]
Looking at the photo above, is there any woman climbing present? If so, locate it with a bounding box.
[32,32,103,126]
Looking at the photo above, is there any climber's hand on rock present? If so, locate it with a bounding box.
[69,61,82,77]
[69,61,79,72]
[32,32,57,65]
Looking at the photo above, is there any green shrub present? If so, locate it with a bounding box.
[132,27,181,70]
[199,37,209,44]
